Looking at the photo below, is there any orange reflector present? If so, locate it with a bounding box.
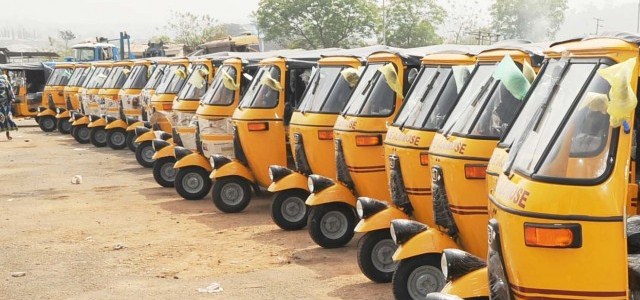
[58,91,64,96]
[524,225,575,248]
[317,130,334,140]
[419,153,429,166]
[464,165,487,179]
[162,103,173,111]
[355,135,381,146]
[248,122,269,131]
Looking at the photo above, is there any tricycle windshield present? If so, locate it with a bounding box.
[510,61,613,182]
[202,65,237,106]
[155,64,188,94]
[68,67,89,87]
[144,64,166,90]
[86,67,110,89]
[393,65,465,130]
[239,65,281,109]
[343,63,395,117]
[102,66,130,89]
[177,64,210,101]
[123,65,149,89]
[297,66,356,114]
[46,68,73,86]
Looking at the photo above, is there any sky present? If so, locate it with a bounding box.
[1,0,639,43]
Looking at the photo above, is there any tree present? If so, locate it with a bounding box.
[58,30,76,48]
[161,11,227,49]
[382,0,445,47]
[442,0,491,44]
[149,35,171,44]
[255,0,379,49]
[490,0,568,41]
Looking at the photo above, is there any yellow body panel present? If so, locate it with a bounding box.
[36,108,56,117]
[127,121,145,132]
[210,160,256,183]
[135,131,158,144]
[87,118,107,128]
[392,228,459,261]
[55,109,71,119]
[173,152,212,172]
[354,206,409,232]
[289,112,340,178]
[267,171,309,193]
[105,119,127,130]
[305,182,357,206]
[152,144,175,160]
[440,268,489,298]
[72,116,89,126]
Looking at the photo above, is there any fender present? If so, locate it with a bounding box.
[105,119,128,130]
[55,110,71,119]
[209,160,255,183]
[127,121,145,132]
[439,268,489,298]
[135,131,157,144]
[354,206,410,233]
[267,171,309,193]
[36,108,56,117]
[87,118,107,128]
[152,144,175,160]
[305,182,356,207]
[174,152,212,172]
[392,228,459,261]
[72,116,90,126]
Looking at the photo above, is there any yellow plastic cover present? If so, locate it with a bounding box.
[597,57,638,127]
[380,63,403,99]
[222,71,239,91]
[493,54,530,101]
[175,68,187,80]
[340,67,360,88]
[523,60,536,83]
[452,65,472,93]
[260,74,282,91]
[188,69,208,89]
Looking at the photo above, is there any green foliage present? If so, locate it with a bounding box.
[161,11,228,48]
[255,0,379,49]
[58,30,76,48]
[382,0,445,47]
[149,35,171,44]
[490,0,568,40]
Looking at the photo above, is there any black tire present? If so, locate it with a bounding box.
[153,157,177,188]
[57,118,71,134]
[392,254,445,300]
[39,116,56,132]
[126,131,137,152]
[357,230,398,283]
[307,203,356,248]
[106,128,127,150]
[72,125,90,144]
[175,167,213,200]
[211,176,252,212]
[89,127,107,147]
[135,141,155,168]
[270,189,310,231]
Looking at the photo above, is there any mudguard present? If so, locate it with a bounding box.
[267,171,309,193]
[72,116,90,126]
[105,119,128,130]
[174,153,212,172]
[305,182,356,207]
[209,159,255,183]
[135,131,158,144]
[87,118,107,128]
[55,110,71,119]
[392,228,459,261]
[354,206,410,233]
[439,268,489,299]
[37,108,56,117]
[127,121,145,132]
[152,144,175,160]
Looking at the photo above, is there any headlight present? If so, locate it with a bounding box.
[55,108,61,114]
[268,167,274,181]
[356,197,389,219]
[174,146,193,161]
[441,249,486,281]
[210,154,232,170]
[307,176,314,192]
[268,165,292,183]
[135,126,150,137]
[308,174,334,194]
[389,219,428,245]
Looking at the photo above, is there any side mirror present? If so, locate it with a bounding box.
[407,68,419,86]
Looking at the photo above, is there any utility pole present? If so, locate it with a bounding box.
[382,0,386,45]
[637,0,639,33]
[594,17,604,35]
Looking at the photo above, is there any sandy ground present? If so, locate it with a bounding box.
[0,119,392,300]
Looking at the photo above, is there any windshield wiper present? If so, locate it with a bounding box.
[399,69,440,130]
[442,75,495,138]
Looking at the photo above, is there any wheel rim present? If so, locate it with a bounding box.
[182,172,205,194]
[142,146,154,163]
[61,121,71,131]
[43,118,55,130]
[320,210,348,240]
[160,162,176,181]
[219,182,244,205]
[78,128,90,140]
[407,266,444,299]
[371,238,398,273]
[95,130,106,143]
[111,132,126,146]
[280,196,306,222]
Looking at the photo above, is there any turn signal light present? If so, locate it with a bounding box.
[317,130,334,140]
[58,91,64,96]
[162,103,173,111]
[524,223,581,248]
[355,135,381,146]
[420,153,429,166]
[248,122,269,131]
[464,165,487,179]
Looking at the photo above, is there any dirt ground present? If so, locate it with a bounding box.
[0,119,392,300]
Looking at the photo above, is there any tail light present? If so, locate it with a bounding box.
[355,135,381,146]
[464,164,487,179]
[419,153,429,166]
[247,122,269,131]
[162,103,173,110]
[317,130,334,140]
[524,223,582,248]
